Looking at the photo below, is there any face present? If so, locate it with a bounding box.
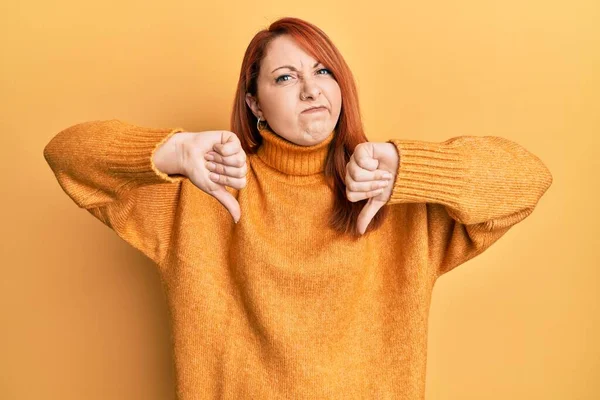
[245,34,342,146]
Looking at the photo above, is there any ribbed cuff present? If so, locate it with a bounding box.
[105,119,187,186]
[384,138,468,211]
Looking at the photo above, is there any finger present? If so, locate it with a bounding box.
[206,160,248,178]
[213,133,241,157]
[346,187,384,202]
[357,199,385,235]
[205,151,246,167]
[347,161,393,182]
[209,186,241,223]
[208,172,247,190]
[352,145,379,171]
[345,178,390,193]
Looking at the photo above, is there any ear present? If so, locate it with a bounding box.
[245,93,264,120]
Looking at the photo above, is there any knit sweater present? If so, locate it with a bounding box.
[43,119,553,399]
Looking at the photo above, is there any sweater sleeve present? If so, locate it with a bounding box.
[384,135,553,277]
[43,119,187,265]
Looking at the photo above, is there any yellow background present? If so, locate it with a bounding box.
[1,1,598,399]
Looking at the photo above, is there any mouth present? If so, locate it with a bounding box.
[302,106,327,114]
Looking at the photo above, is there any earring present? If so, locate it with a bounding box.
[257,116,267,131]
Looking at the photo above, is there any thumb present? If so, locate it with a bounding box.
[210,186,241,223]
[356,198,385,235]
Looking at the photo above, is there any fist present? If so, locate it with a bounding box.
[180,130,248,223]
[346,142,399,235]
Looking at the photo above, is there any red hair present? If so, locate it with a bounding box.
[230,17,389,238]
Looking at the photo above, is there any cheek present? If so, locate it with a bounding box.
[325,82,342,105]
[266,93,296,120]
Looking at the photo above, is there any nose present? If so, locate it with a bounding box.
[300,78,322,101]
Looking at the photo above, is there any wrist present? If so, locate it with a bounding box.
[172,131,195,176]
[153,131,190,177]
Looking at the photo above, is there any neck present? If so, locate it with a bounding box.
[256,126,336,176]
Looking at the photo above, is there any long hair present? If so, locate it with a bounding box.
[230,17,390,238]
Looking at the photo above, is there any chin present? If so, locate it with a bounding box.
[302,126,331,139]
[299,134,326,146]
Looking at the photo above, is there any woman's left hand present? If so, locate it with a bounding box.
[346,142,399,235]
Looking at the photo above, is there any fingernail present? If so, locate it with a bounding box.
[209,172,219,180]
[205,153,214,161]
[383,173,393,180]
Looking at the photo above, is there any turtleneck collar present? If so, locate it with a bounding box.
[255,126,336,176]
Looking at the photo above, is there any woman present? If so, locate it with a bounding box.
[44,16,553,400]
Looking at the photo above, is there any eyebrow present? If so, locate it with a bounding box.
[271,61,322,73]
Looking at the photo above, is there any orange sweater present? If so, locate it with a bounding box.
[43,119,553,399]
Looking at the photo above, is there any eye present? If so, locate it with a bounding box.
[275,74,292,83]
[275,68,333,83]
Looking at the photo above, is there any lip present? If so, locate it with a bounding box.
[302,106,327,114]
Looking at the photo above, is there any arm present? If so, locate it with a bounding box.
[43,119,188,265]
[385,135,553,277]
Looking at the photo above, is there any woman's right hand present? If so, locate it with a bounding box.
[179,130,248,223]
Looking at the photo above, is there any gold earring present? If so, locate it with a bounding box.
[257,116,267,131]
